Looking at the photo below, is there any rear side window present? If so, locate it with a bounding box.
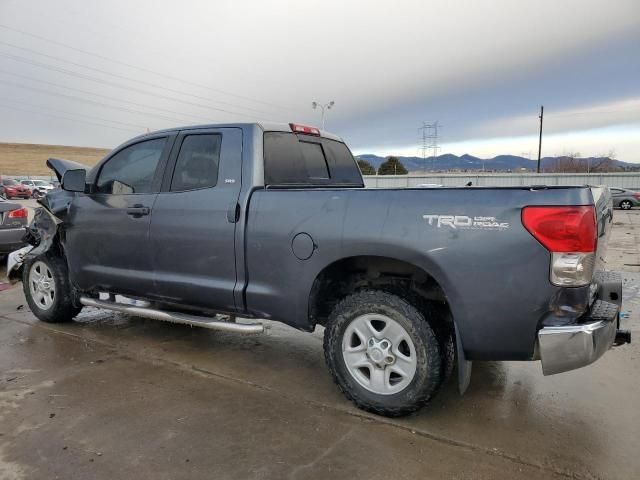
[170,134,221,191]
[264,132,362,186]
[96,137,166,194]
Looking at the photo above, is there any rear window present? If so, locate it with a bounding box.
[263,132,363,187]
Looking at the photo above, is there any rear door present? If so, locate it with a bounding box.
[65,134,174,294]
[149,127,243,312]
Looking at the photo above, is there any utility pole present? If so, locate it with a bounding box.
[418,122,441,173]
[419,122,428,172]
[537,105,544,173]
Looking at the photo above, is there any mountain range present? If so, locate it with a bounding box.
[356,153,637,173]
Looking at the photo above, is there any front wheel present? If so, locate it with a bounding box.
[620,200,632,210]
[324,290,442,417]
[22,254,82,323]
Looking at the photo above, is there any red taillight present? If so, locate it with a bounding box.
[521,206,596,253]
[289,123,320,136]
[633,192,640,200]
[8,207,27,219]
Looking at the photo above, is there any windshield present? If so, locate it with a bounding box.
[33,180,49,186]
[2,179,19,186]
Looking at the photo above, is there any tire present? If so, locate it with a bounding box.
[22,253,82,323]
[324,290,442,417]
[620,200,632,210]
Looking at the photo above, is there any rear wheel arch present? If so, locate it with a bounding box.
[307,255,454,327]
[308,255,458,385]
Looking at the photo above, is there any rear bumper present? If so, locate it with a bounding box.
[538,272,624,375]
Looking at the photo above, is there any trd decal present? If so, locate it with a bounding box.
[423,214,509,230]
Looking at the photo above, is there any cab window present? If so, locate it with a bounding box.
[170,134,222,191]
[96,138,166,194]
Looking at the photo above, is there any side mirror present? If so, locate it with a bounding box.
[62,169,87,193]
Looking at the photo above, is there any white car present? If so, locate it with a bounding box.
[20,179,56,197]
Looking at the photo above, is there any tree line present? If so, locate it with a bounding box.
[357,156,407,176]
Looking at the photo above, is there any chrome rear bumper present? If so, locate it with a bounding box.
[538,314,617,375]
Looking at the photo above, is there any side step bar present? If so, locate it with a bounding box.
[79,297,264,334]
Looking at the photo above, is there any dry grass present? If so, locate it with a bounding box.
[0,142,111,176]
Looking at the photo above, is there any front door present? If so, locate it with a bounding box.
[149,128,242,312]
[65,135,173,296]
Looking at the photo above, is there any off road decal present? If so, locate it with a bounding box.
[423,215,509,230]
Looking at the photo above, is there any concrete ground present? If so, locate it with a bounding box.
[0,206,639,479]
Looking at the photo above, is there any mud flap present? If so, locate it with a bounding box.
[455,322,472,394]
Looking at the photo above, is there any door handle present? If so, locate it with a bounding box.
[126,204,150,217]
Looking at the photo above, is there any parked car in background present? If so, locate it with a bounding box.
[0,178,31,199]
[21,179,55,198]
[610,188,640,210]
[0,197,27,257]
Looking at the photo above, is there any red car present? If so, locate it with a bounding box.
[0,178,31,199]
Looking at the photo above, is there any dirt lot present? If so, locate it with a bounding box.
[0,209,638,479]
[0,142,108,176]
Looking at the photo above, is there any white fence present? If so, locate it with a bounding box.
[363,172,640,189]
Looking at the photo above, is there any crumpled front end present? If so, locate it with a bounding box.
[6,188,75,284]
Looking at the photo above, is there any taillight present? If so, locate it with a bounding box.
[633,192,640,200]
[8,207,27,218]
[522,206,597,287]
[289,123,321,136]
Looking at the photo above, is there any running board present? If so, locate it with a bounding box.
[79,297,264,334]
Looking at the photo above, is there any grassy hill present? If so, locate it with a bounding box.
[0,142,110,176]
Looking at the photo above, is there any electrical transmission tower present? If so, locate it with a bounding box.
[419,121,441,172]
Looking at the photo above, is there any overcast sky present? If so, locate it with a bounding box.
[1,0,639,160]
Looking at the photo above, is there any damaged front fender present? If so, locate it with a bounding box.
[6,156,87,285]
[6,193,71,284]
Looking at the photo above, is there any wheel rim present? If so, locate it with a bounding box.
[28,261,55,311]
[342,313,417,395]
[622,201,631,209]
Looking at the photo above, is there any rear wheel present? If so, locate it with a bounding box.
[620,200,632,210]
[23,254,82,323]
[324,290,442,417]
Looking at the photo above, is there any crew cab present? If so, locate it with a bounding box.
[10,122,630,417]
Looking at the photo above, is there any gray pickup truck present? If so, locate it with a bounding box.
[10,122,630,417]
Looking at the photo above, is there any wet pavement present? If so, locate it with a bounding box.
[0,210,639,479]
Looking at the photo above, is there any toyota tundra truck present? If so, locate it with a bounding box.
[8,122,630,417]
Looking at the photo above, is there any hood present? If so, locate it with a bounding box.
[46,157,90,182]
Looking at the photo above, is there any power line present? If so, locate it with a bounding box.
[0,40,281,118]
[0,69,214,124]
[0,23,302,115]
[546,107,640,117]
[0,96,149,130]
[0,102,141,134]
[0,79,191,125]
[0,52,264,120]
